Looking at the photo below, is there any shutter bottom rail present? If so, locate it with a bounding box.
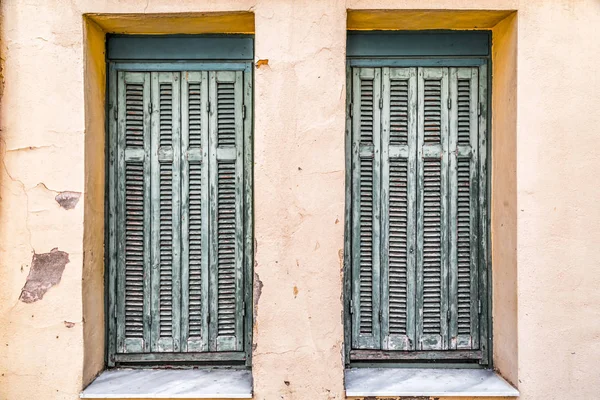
[350,349,482,362]
[113,351,246,364]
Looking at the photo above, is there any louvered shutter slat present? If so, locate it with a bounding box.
[117,71,152,353]
[381,68,417,351]
[181,71,210,352]
[416,67,450,351]
[208,70,245,352]
[351,68,382,349]
[448,68,480,350]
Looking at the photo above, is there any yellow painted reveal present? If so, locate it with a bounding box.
[347,9,515,30]
[86,12,255,35]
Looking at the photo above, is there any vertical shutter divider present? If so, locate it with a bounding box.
[171,72,182,352]
[448,68,459,349]
[208,71,218,351]
[107,65,118,365]
[149,72,161,351]
[141,72,153,354]
[380,67,391,349]
[478,64,489,365]
[233,71,245,352]
[242,67,254,364]
[115,71,127,354]
[468,67,481,350]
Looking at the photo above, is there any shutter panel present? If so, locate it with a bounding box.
[448,68,480,350]
[416,67,450,351]
[208,70,245,352]
[150,72,182,352]
[351,67,382,349]
[380,67,417,351]
[116,71,152,353]
[181,71,210,352]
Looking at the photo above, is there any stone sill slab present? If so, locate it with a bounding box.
[345,367,519,397]
[80,369,252,399]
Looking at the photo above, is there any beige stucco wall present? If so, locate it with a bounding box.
[0,1,599,399]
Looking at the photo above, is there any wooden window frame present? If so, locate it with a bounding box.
[105,35,254,368]
[343,31,492,368]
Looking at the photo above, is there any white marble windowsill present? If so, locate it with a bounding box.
[80,369,252,399]
[345,368,519,397]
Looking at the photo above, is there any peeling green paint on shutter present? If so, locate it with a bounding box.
[415,67,450,351]
[208,70,245,352]
[380,67,417,351]
[448,67,480,351]
[149,72,182,353]
[181,71,210,353]
[116,71,152,354]
[351,67,382,350]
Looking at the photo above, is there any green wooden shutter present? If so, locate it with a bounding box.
[111,66,251,363]
[149,72,182,352]
[380,67,417,351]
[351,67,382,349]
[181,71,210,353]
[116,71,152,353]
[208,70,245,352]
[448,67,480,350]
[416,67,450,351]
[347,63,488,361]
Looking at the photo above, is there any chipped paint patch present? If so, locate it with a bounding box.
[55,191,81,210]
[253,271,263,322]
[256,59,269,68]
[19,248,70,303]
[64,321,75,328]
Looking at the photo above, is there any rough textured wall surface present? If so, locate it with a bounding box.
[0,1,599,400]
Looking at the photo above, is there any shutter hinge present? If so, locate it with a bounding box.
[379,97,383,109]
[148,102,153,114]
[478,300,482,314]
[242,105,246,120]
[478,103,483,116]
[112,105,117,121]
[242,301,246,317]
[207,101,211,114]
[349,103,353,118]
[447,309,451,322]
[113,305,117,320]
[207,314,211,324]
[148,315,152,326]
[448,97,452,110]
[349,299,354,314]
[379,309,382,322]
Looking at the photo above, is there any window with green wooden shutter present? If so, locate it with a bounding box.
[346,65,489,364]
[107,66,252,366]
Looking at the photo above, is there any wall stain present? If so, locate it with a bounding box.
[19,248,70,303]
[55,191,81,210]
[293,285,299,298]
